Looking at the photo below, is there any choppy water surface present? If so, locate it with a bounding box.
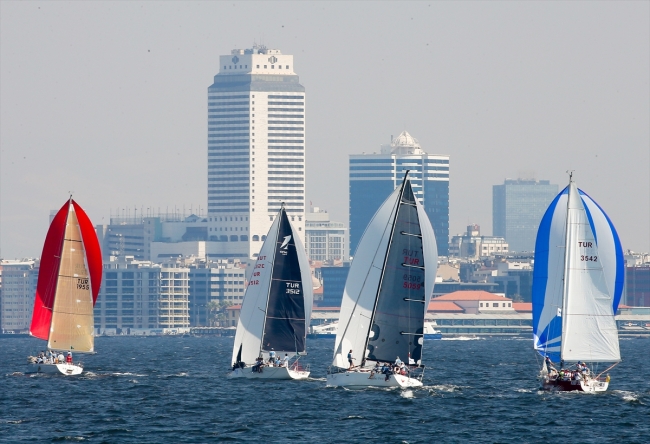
[1,336,648,443]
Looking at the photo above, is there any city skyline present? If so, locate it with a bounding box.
[1,1,648,259]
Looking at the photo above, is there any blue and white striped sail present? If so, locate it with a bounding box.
[532,180,623,362]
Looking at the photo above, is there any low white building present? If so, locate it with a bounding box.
[0,259,38,333]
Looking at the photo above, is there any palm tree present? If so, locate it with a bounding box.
[206,300,233,326]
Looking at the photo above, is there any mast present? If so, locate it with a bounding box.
[258,205,283,357]
[360,172,410,366]
[559,171,574,363]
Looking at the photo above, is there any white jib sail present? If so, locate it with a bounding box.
[231,215,281,366]
[332,187,401,369]
[560,182,620,362]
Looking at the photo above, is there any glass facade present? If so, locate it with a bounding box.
[349,152,450,257]
[492,179,559,253]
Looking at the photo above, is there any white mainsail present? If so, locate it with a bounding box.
[560,181,620,362]
[232,216,281,365]
[48,204,95,353]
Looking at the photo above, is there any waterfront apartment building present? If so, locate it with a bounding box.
[492,178,558,253]
[349,131,450,256]
[305,207,347,262]
[207,44,306,259]
[95,257,190,332]
[0,260,38,333]
[449,224,509,259]
[188,260,247,326]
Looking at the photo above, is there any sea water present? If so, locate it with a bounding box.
[1,336,648,443]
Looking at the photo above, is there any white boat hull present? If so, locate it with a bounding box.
[326,370,423,388]
[228,365,309,380]
[26,363,83,376]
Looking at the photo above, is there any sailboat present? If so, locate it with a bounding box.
[532,174,623,392]
[229,206,313,380]
[27,198,102,375]
[327,173,438,388]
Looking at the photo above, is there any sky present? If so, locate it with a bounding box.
[1,1,648,259]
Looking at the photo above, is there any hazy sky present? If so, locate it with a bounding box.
[1,1,648,259]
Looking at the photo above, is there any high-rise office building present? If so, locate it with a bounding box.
[492,178,558,253]
[207,44,306,258]
[349,131,450,256]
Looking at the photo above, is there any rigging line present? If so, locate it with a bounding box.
[595,361,620,379]
[402,263,425,270]
[400,231,422,238]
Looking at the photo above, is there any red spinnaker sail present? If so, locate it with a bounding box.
[29,199,102,340]
[30,201,69,340]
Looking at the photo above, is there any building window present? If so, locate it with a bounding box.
[253,235,260,241]
[493,303,498,307]
[286,65,289,69]
[240,235,248,241]
[480,303,483,307]
[230,235,238,242]
[256,65,259,68]
[264,65,267,68]
[261,235,267,241]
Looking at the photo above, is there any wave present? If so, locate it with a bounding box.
[441,336,483,341]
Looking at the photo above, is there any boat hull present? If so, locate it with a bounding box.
[228,366,309,380]
[326,370,423,388]
[26,363,83,376]
[541,378,609,392]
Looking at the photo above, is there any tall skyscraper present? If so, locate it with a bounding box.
[349,131,450,256]
[207,44,306,258]
[492,178,558,253]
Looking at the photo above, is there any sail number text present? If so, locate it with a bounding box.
[285,282,301,295]
[402,273,422,290]
[76,278,90,290]
[578,242,596,261]
[402,248,420,266]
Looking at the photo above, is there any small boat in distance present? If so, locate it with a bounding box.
[308,322,338,339]
[532,174,623,392]
[229,206,313,380]
[27,198,102,375]
[327,173,438,388]
[423,321,442,340]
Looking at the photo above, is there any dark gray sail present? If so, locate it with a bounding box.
[261,209,307,354]
[366,181,426,365]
